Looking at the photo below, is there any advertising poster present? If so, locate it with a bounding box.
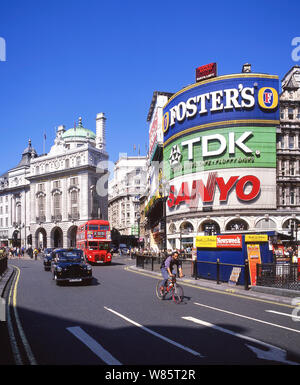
[247,244,262,286]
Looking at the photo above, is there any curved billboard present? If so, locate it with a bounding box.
[163,73,279,214]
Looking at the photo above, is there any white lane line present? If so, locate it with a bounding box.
[182,316,299,365]
[67,326,122,365]
[104,306,203,357]
[266,310,300,320]
[194,302,300,334]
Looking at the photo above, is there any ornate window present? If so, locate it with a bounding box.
[53,193,61,217]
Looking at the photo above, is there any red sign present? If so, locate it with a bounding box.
[216,235,242,248]
[196,62,217,82]
[167,174,261,208]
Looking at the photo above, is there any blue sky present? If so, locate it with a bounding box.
[0,0,299,175]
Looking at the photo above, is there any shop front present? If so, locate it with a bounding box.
[195,233,274,285]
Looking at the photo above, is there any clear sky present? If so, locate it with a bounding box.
[0,0,299,175]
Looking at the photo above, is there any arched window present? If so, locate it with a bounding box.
[255,218,276,230]
[179,221,194,233]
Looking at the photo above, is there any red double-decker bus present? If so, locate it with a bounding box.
[76,220,112,264]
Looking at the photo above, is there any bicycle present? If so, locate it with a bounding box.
[156,274,184,304]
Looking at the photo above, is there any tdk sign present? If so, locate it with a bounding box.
[163,74,279,145]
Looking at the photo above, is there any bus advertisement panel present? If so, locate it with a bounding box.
[76,220,112,264]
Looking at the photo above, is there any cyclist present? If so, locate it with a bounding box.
[160,251,184,291]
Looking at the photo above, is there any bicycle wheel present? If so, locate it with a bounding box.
[172,284,184,304]
[156,280,166,300]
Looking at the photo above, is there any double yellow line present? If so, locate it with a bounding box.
[7,265,37,365]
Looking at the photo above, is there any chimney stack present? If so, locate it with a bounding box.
[96,112,106,150]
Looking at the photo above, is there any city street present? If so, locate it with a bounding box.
[2,254,300,367]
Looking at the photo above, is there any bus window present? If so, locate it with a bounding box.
[99,225,109,231]
[89,225,99,230]
[88,241,98,250]
[98,243,110,250]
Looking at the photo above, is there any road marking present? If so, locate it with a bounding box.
[194,302,300,334]
[104,306,203,357]
[266,310,300,320]
[67,326,122,365]
[182,316,298,365]
[7,265,37,365]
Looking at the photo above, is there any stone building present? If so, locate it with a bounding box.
[0,113,109,248]
[108,154,147,238]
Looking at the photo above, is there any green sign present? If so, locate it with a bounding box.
[163,126,276,181]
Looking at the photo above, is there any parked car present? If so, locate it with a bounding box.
[43,248,55,271]
[110,244,119,254]
[119,244,130,255]
[51,248,93,286]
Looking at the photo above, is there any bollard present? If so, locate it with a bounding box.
[0,298,6,322]
[216,259,220,284]
[244,259,249,290]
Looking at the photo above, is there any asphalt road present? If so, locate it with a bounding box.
[2,254,300,368]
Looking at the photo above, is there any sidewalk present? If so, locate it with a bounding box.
[128,264,299,306]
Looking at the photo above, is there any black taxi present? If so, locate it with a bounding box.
[51,248,93,285]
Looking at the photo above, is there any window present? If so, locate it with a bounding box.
[70,190,78,215]
[16,204,21,223]
[288,108,294,120]
[280,109,285,119]
[36,166,39,175]
[70,177,78,186]
[297,110,300,120]
[54,180,60,188]
[290,188,295,205]
[289,135,295,149]
[38,195,45,217]
[65,159,69,168]
[53,194,61,216]
[278,134,283,148]
[76,157,81,166]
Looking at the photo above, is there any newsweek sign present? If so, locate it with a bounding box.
[196,62,217,82]
[195,234,242,248]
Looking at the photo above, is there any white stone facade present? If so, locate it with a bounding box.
[0,113,109,249]
[108,155,147,236]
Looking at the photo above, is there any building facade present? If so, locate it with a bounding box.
[108,155,147,237]
[0,113,109,249]
[156,65,300,250]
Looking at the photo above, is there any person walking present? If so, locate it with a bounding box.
[33,248,38,260]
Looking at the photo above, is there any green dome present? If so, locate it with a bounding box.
[62,117,96,140]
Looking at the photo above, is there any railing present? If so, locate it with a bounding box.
[51,214,62,222]
[0,255,7,277]
[133,253,250,290]
[256,263,300,291]
[68,212,80,220]
[36,215,46,223]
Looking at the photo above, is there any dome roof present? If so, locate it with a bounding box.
[62,117,96,140]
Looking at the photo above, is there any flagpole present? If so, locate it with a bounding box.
[43,132,46,154]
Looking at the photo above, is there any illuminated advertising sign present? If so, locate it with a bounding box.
[196,62,217,82]
[163,73,279,213]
